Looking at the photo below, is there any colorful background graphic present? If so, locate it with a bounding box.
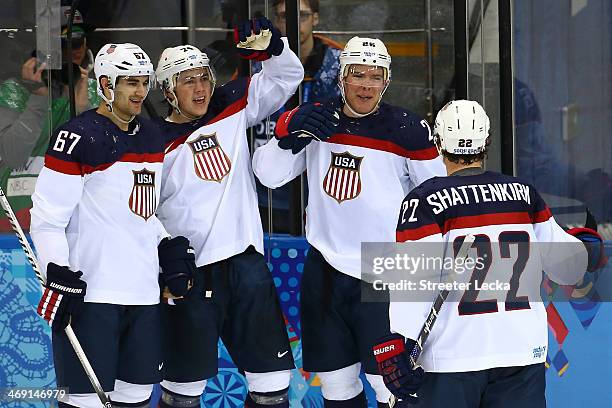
[0,235,610,407]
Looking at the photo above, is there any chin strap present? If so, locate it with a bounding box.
[167,89,202,122]
[106,103,135,124]
[101,87,135,124]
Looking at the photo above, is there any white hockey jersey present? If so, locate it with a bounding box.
[30,110,168,305]
[253,99,446,278]
[156,38,303,267]
[390,171,589,372]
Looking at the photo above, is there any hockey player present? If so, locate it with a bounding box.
[252,37,445,407]
[30,43,196,408]
[372,100,607,407]
[154,17,303,408]
[253,0,343,232]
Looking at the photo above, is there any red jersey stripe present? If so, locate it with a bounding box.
[396,223,442,241]
[207,83,249,126]
[45,155,82,175]
[327,133,438,160]
[47,152,164,175]
[399,210,553,242]
[443,211,535,234]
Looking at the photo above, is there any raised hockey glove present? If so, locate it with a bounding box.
[158,236,196,297]
[373,333,425,403]
[275,103,340,154]
[37,263,87,332]
[567,227,608,271]
[234,17,284,61]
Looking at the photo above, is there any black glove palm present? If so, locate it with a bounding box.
[233,17,284,61]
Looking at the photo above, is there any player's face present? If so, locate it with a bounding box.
[342,65,386,116]
[112,75,150,119]
[274,0,319,44]
[172,67,213,120]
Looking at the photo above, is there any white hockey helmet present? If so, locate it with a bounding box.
[94,43,155,106]
[156,45,216,119]
[156,45,216,92]
[338,37,391,117]
[339,36,391,81]
[433,100,490,155]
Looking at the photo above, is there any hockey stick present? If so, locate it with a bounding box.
[0,188,112,408]
[389,233,475,407]
[410,233,476,364]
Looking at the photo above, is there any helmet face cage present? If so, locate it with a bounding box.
[433,100,490,155]
[342,65,388,88]
[339,36,391,82]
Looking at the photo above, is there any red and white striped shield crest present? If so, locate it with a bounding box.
[323,151,364,203]
[128,168,157,220]
[187,133,231,182]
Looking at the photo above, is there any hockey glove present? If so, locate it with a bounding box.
[37,263,87,332]
[234,17,284,61]
[158,236,196,297]
[567,227,608,271]
[373,333,425,403]
[275,103,340,154]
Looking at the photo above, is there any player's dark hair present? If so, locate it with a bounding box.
[440,138,491,165]
[273,0,319,13]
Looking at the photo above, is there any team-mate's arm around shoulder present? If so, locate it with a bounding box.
[394,107,445,187]
[234,17,304,126]
[30,124,86,275]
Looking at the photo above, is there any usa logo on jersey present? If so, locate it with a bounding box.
[128,169,157,220]
[323,151,363,203]
[187,133,232,182]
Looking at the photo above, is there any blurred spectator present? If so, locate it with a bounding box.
[252,0,342,232]
[514,78,611,223]
[0,7,99,231]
